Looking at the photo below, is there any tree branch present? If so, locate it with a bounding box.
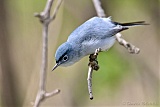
[50,0,63,22]
[92,0,106,18]
[88,0,140,100]
[92,0,140,54]
[87,66,94,100]
[34,0,63,107]
[115,33,140,54]
[87,48,101,100]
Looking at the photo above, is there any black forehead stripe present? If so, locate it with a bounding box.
[57,51,68,63]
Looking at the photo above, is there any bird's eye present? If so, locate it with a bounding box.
[63,55,68,61]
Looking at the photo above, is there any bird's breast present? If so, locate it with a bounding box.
[80,36,116,56]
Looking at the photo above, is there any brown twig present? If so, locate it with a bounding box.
[115,33,140,54]
[34,0,63,107]
[87,48,101,100]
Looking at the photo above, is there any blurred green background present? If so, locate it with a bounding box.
[0,0,159,107]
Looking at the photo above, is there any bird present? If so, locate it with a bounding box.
[52,16,148,71]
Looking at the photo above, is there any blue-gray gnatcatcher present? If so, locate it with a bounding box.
[52,17,147,71]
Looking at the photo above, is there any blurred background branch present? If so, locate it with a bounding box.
[0,0,17,106]
[34,0,62,107]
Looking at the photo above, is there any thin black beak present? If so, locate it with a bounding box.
[52,63,59,71]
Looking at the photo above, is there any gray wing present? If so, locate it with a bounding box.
[67,17,121,44]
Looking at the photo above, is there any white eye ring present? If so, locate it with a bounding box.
[63,55,68,61]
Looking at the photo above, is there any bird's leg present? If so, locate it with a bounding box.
[88,48,101,71]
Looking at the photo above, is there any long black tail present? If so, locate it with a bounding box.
[114,21,149,26]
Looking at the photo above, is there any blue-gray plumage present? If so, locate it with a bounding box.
[52,17,147,71]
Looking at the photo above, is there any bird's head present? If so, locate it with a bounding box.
[52,42,76,71]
